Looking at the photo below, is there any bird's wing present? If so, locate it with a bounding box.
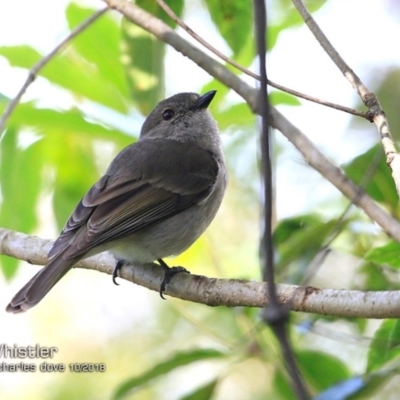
[48,139,219,260]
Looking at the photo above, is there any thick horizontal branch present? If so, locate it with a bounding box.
[2,227,400,318]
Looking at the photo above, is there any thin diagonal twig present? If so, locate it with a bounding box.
[292,0,400,200]
[155,0,366,119]
[0,6,109,138]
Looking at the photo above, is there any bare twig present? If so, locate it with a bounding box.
[3,227,400,318]
[268,80,366,118]
[292,0,400,199]
[0,6,109,138]
[155,0,260,80]
[155,0,366,119]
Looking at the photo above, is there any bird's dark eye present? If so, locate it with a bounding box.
[162,109,174,121]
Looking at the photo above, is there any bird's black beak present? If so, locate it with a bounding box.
[196,90,217,110]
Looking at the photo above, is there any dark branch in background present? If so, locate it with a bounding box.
[0,6,109,138]
[253,2,310,399]
[155,0,365,119]
[292,0,400,200]
[254,1,275,300]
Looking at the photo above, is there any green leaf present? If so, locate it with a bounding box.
[357,262,397,291]
[272,369,296,400]
[4,102,132,147]
[231,30,255,69]
[121,18,165,114]
[0,45,129,113]
[113,349,225,399]
[0,128,43,278]
[65,3,129,99]
[0,45,40,69]
[181,379,218,400]
[50,135,99,230]
[120,0,185,113]
[365,241,400,269]
[273,215,341,280]
[367,320,400,372]
[137,0,184,29]
[274,329,355,399]
[269,91,301,107]
[269,0,327,50]
[2,104,132,231]
[217,103,255,130]
[343,145,398,211]
[203,0,252,55]
[298,350,351,392]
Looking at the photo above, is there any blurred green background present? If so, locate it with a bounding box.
[2,0,400,399]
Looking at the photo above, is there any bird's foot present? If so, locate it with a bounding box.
[158,259,189,299]
[112,260,125,285]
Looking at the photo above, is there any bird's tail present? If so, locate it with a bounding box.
[6,256,76,313]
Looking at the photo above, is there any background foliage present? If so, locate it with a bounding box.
[2,0,400,399]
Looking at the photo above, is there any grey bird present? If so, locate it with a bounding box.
[6,91,227,313]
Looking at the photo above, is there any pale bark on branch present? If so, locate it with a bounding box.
[2,228,400,318]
